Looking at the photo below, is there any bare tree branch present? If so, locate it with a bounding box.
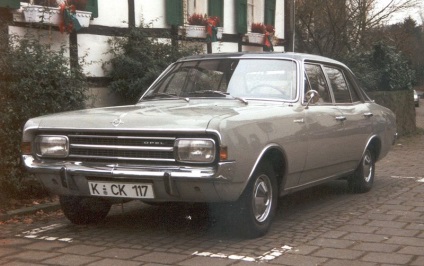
[295,0,422,56]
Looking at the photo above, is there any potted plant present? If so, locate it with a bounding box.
[247,22,266,44]
[184,13,207,38]
[22,0,92,33]
[184,13,223,40]
[247,23,275,48]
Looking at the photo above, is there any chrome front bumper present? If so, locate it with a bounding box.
[22,155,241,202]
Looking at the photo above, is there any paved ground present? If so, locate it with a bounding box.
[0,100,423,265]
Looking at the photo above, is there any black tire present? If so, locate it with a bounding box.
[60,196,111,225]
[348,148,375,193]
[228,161,278,238]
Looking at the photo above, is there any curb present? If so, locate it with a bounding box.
[0,201,61,222]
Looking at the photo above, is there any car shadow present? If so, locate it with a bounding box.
[69,180,352,240]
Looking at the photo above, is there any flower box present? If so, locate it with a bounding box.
[185,25,206,38]
[22,5,91,27]
[184,25,223,40]
[247,32,265,44]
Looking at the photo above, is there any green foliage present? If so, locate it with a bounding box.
[105,24,202,103]
[0,34,88,198]
[342,43,414,91]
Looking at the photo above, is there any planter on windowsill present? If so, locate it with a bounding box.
[22,5,91,27]
[247,32,265,44]
[183,25,223,40]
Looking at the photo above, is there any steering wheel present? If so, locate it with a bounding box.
[248,84,288,98]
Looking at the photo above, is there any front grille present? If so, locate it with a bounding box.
[67,134,176,162]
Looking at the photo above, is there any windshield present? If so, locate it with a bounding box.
[141,59,298,101]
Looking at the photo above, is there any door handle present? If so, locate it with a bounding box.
[363,112,373,118]
[336,116,346,121]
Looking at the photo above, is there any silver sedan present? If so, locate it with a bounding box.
[22,52,397,238]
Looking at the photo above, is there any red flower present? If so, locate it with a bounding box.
[188,13,207,26]
[251,23,265,34]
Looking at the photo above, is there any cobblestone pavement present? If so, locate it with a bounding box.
[0,100,423,265]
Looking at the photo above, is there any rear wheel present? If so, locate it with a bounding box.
[348,148,375,193]
[229,161,278,238]
[60,196,111,224]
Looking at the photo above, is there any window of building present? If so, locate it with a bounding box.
[166,0,223,26]
[236,0,276,34]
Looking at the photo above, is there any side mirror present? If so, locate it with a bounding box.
[305,90,320,109]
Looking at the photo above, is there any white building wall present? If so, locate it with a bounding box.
[224,0,236,34]
[78,34,114,77]
[275,0,285,38]
[9,25,69,50]
[91,0,128,28]
[136,0,167,28]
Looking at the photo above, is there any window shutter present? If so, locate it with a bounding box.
[208,0,223,24]
[85,0,98,18]
[264,0,276,26]
[166,0,183,26]
[235,0,247,34]
[0,0,20,9]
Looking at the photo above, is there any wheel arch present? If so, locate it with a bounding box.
[365,135,382,161]
[248,144,287,195]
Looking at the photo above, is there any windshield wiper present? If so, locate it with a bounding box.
[188,90,248,104]
[188,90,229,97]
[234,96,248,105]
[142,92,189,102]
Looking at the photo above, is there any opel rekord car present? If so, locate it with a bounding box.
[22,53,397,238]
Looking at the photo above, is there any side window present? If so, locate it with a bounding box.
[344,72,361,102]
[324,66,359,103]
[305,64,332,103]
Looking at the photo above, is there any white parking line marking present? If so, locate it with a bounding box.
[15,223,73,243]
[193,245,292,262]
[391,176,424,182]
[20,224,65,235]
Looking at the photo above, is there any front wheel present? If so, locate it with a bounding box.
[229,162,278,238]
[60,196,111,225]
[348,149,375,193]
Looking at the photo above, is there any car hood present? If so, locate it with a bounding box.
[32,100,262,131]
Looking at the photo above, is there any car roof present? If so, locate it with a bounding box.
[177,52,345,67]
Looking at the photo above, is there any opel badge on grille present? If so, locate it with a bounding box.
[111,114,126,127]
[111,118,124,127]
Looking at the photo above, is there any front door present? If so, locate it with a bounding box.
[299,63,348,185]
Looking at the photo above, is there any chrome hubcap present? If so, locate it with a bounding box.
[363,151,373,183]
[252,174,273,223]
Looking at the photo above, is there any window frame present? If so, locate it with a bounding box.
[166,0,224,27]
[323,65,362,105]
[304,63,334,105]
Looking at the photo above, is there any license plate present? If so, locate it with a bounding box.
[88,181,154,199]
